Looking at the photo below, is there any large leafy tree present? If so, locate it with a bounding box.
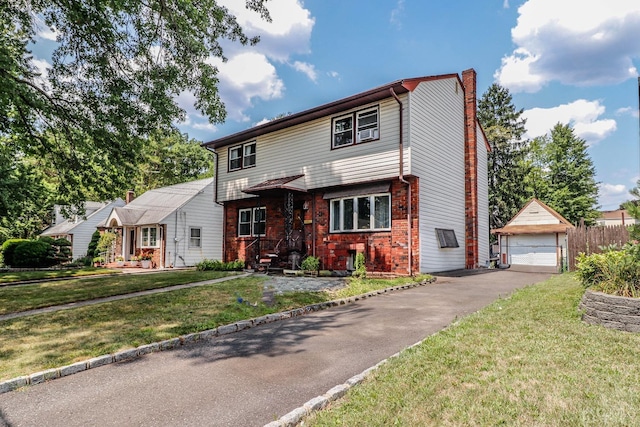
[477,83,529,233]
[133,130,214,194]
[534,123,599,225]
[1,0,269,224]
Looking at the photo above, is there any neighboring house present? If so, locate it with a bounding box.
[40,199,126,260]
[596,209,639,226]
[202,69,490,275]
[492,198,574,273]
[101,178,222,268]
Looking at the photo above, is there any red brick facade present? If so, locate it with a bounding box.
[223,177,419,275]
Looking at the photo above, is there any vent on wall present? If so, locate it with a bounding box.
[436,228,459,248]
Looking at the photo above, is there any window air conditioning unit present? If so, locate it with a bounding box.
[357,128,378,141]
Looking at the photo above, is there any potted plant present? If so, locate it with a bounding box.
[128,256,138,267]
[115,255,125,267]
[92,256,105,267]
[139,250,153,269]
[301,256,320,276]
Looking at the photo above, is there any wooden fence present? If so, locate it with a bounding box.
[567,224,630,271]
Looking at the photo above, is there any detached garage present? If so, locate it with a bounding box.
[492,198,574,273]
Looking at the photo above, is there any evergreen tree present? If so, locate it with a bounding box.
[539,123,600,225]
[477,84,529,233]
[622,180,640,240]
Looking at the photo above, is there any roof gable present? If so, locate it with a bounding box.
[493,198,574,235]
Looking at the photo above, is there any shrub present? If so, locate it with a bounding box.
[87,230,101,259]
[301,255,320,272]
[576,242,640,297]
[353,252,367,278]
[196,259,244,271]
[12,240,55,268]
[1,239,28,267]
[96,232,117,258]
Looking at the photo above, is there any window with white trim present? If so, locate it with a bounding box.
[189,227,202,248]
[229,141,256,171]
[330,193,391,232]
[332,106,379,148]
[141,226,159,248]
[238,207,266,237]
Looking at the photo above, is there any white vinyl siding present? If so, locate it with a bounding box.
[477,123,490,266]
[216,97,406,202]
[510,200,561,225]
[164,182,223,268]
[409,77,467,272]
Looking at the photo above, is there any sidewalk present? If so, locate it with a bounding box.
[0,270,551,427]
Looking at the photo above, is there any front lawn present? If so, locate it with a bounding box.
[0,274,430,381]
[305,274,640,427]
[0,267,119,284]
[0,270,238,315]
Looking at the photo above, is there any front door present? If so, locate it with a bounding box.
[128,229,135,259]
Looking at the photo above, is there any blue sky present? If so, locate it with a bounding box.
[30,1,640,210]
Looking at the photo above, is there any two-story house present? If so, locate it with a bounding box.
[203,69,489,275]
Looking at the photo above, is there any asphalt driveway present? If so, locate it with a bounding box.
[0,270,551,427]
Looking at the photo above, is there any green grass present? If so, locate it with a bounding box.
[0,270,237,314]
[305,274,640,427]
[0,273,430,381]
[0,267,120,284]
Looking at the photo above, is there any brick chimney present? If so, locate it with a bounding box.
[125,190,135,204]
[462,69,478,269]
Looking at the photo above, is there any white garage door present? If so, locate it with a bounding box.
[508,234,557,267]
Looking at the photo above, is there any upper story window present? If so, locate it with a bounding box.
[229,141,256,171]
[332,106,379,149]
[330,193,391,232]
[238,207,266,237]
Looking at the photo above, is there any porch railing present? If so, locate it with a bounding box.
[244,238,285,269]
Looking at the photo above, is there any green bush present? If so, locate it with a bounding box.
[353,252,367,278]
[301,255,320,271]
[12,240,55,268]
[576,242,640,297]
[195,259,244,271]
[87,230,101,259]
[1,239,28,267]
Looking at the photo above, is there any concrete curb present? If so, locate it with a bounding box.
[0,277,436,395]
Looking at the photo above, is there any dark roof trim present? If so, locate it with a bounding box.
[203,74,461,150]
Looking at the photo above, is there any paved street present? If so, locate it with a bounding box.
[0,270,551,427]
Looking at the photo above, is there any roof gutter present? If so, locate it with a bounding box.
[390,87,413,276]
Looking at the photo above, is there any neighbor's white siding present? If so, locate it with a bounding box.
[510,200,560,225]
[71,200,125,259]
[216,96,408,202]
[477,123,490,266]
[163,182,223,267]
[409,77,466,272]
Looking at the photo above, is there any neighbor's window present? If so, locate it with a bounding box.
[332,106,379,148]
[238,207,266,237]
[435,228,459,248]
[330,193,391,232]
[229,141,256,171]
[189,227,202,248]
[141,226,159,247]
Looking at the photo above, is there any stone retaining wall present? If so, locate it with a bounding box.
[579,290,640,332]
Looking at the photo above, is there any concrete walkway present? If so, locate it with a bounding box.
[0,270,551,427]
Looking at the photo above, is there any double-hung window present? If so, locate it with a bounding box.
[238,207,266,237]
[229,141,256,171]
[331,106,379,148]
[189,227,202,248]
[330,193,391,232]
[141,226,159,248]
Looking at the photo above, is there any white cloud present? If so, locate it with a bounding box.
[599,183,629,209]
[616,106,640,118]
[522,99,617,145]
[503,0,510,8]
[391,0,405,29]
[191,122,217,131]
[328,71,340,79]
[496,1,640,92]
[34,16,58,41]
[291,61,317,82]
[214,52,284,122]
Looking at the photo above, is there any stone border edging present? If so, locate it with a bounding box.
[579,289,640,333]
[0,277,436,395]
